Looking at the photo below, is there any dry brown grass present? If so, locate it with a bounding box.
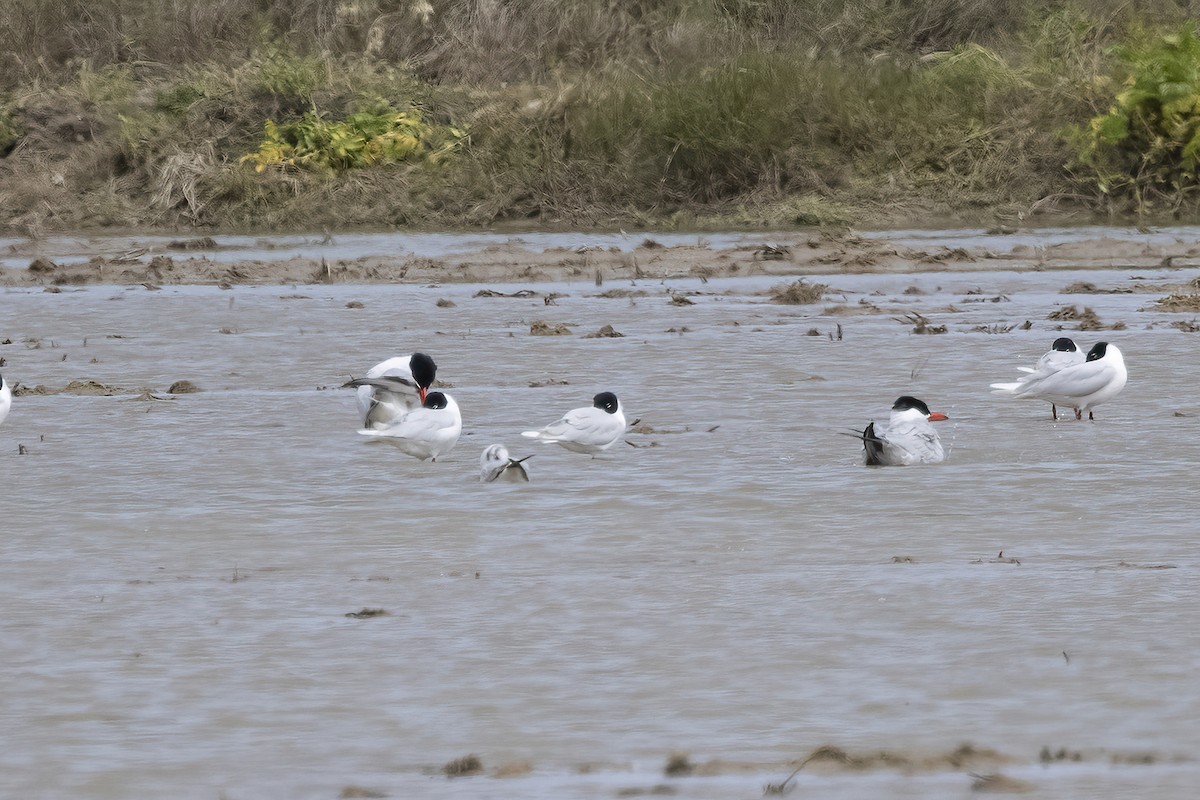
[769,280,828,304]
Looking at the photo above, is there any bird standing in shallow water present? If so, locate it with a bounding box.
[993,337,1085,420]
[522,391,626,455]
[858,396,948,466]
[991,342,1126,421]
[343,352,437,430]
[356,391,461,461]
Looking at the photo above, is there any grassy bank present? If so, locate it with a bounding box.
[2,0,1200,234]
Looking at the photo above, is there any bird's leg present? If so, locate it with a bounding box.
[1074,408,1083,421]
[1088,411,1095,421]
[1052,403,1058,420]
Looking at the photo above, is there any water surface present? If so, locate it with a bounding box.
[2,250,1198,799]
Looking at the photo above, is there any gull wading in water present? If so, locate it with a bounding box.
[479,444,532,483]
[522,391,626,455]
[343,352,437,430]
[857,396,949,466]
[991,342,1126,421]
[357,391,461,461]
[0,372,10,427]
[996,337,1086,420]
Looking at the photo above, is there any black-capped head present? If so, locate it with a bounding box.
[1051,337,1077,352]
[409,352,437,388]
[423,391,448,410]
[892,395,931,416]
[593,391,620,414]
[1085,342,1108,362]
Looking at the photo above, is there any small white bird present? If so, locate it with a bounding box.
[858,396,949,466]
[991,341,1126,420]
[522,391,626,454]
[0,372,11,427]
[343,353,437,430]
[1002,337,1087,419]
[479,444,532,483]
[357,391,461,461]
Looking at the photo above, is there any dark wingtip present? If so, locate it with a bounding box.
[861,421,886,466]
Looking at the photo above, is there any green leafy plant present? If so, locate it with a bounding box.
[1071,24,1200,204]
[241,104,466,173]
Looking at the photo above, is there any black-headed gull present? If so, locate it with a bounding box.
[858,396,948,466]
[343,353,437,429]
[479,444,532,483]
[357,391,461,461]
[992,341,1126,420]
[522,391,626,454]
[0,372,10,427]
[995,337,1086,419]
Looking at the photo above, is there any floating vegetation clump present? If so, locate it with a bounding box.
[769,280,828,305]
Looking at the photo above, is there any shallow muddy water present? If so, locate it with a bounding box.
[2,238,1199,799]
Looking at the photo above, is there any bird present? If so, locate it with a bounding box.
[0,372,10,427]
[356,391,461,461]
[856,396,949,466]
[522,391,626,454]
[342,352,437,430]
[1000,337,1087,419]
[479,444,532,483]
[991,342,1126,420]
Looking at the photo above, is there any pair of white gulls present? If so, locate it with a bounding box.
[342,353,626,481]
[857,339,1127,466]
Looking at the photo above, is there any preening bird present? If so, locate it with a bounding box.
[480,444,532,483]
[343,352,437,429]
[991,342,1126,421]
[356,391,461,461]
[995,337,1086,419]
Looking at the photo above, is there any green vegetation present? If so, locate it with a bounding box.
[2,0,1200,232]
[241,105,466,173]
[1070,24,1200,211]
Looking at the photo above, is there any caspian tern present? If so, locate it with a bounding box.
[998,337,1086,419]
[342,353,437,429]
[0,372,11,427]
[521,391,626,454]
[479,444,532,483]
[991,341,1126,420]
[356,391,461,461]
[858,396,949,466]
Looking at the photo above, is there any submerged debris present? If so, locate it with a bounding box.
[344,608,387,619]
[443,754,483,777]
[663,753,693,777]
[897,312,947,334]
[584,324,624,338]
[530,320,572,336]
[769,279,828,305]
[1155,291,1200,312]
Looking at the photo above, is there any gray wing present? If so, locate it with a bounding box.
[544,407,621,446]
[881,419,944,464]
[373,407,451,440]
[1018,362,1116,401]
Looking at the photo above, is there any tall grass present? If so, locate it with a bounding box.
[4,0,1200,231]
